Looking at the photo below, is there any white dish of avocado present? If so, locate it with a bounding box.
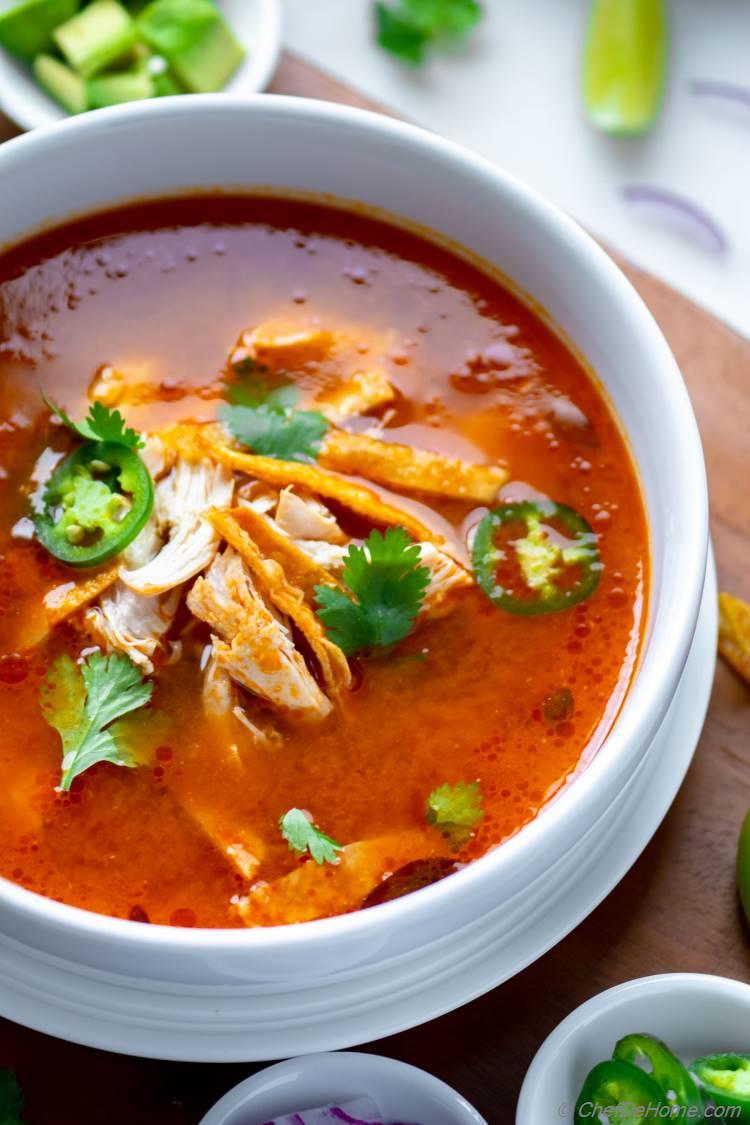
[0,0,282,129]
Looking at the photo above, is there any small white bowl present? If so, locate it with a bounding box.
[0,0,282,131]
[516,974,750,1124]
[200,1052,487,1125]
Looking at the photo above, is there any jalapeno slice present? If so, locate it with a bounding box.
[34,441,154,567]
[575,1059,667,1124]
[691,1053,750,1120]
[472,500,601,616]
[614,1033,703,1112]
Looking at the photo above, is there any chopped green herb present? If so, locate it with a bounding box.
[315,527,430,656]
[219,402,329,463]
[41,650,153,791]
[0,1069,24,1125]
[226,368,299,411]
[42,392,144,450]
[426,780,484,849]
[279,807,343,866]
[375,0,482,66]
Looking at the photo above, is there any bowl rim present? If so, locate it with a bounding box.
[516,973,750,1124]
[0,93,709,953]
[0,0,283,132]
[199,1051,487,1125]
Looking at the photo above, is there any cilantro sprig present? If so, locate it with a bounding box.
[375,0,482,66]
[41,651,153,791]
[426,780,484,849]
[219,369,328,463]
[42,392,144,450]
[0,1069,24,1125]
[315,527,430,657]
[279,807,343,866]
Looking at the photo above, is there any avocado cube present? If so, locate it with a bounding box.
[86,66,154,107]
[138,0,245,93]
[0,0,80,61]
[33,53,87,114]
[54,0,137,77]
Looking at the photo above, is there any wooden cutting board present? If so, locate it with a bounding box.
[1,52,749,1124]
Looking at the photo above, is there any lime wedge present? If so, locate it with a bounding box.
[583,0,669,135]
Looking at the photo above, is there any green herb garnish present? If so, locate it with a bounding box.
[0,1069,24,1125]
[41,651,153,791]
[375,0,482,66]
[426,780,484,849]
[219,372,328,463]
[279,808,343,866]
[42,392,144,450]
[315,527,430,657]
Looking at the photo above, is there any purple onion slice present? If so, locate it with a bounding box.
[262,1096,390,1125]
[622,184,728,254]
[689,79,750,109]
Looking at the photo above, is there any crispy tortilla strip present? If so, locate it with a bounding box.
[208,508,352,696]
[719,593,750,685]
[217,503,338,597]
[44,565,120,626]
[231,325,334,371]
[239,830,446,926]
[174,426,444,546]
[319,430,508,503]
[188,549,332,718]
[315,368,396,424]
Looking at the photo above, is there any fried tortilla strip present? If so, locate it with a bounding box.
[315,368,396,424]
[319,430,508,503]
[239,830,446,926]
[188,549,332,718]
[217,503,339,598]
[231,325,334,371]
[208,508,352,696]
[44,565,120,626]
[719,593,750,685]
[178,427,445,547]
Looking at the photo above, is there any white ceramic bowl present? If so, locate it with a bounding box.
[0,0,282,131]
[200,1053,487,1125]
[0,96,710,1056]
[516,974,750,1124]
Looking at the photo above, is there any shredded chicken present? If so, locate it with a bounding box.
[121,457,234,596]
[417,543,473,617]
[208,509,352,696]
[230,325,334,371]
[319,430,508,503]
[201,645,281,749]
[188,549,332,718]
[44,565,120,626]
[274,487,346,544]
[239,830,446,926]
[315,368,396,424]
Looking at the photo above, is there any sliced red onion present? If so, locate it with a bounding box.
[262,1097,390,1125]
[689,79,750,108]
[622,185,728,254]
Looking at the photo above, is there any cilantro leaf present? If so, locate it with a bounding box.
[376,0,482,65]
[41,651,153,791]
[315,527,430,656]
[219,402,329,463]
[0,1069,24,1125]
[279,808,343,865]
[42,392,144,449]
[426,780,484,849]
[226,370,299,411]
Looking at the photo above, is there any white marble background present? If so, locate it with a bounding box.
[284,0,750,337]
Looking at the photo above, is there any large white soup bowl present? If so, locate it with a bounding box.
[0,96,709,1059]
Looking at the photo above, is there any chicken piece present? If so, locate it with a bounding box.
[238,830,446,926]
[85,520,182,673]
[294,540,351,572]
[188,549,332,718]
[719,593,750,685]
[208,509,352,696]
[175,425,445,547]
[315,368,396,424]
[44,565,120,626]
[201,645,281,749]
[230,324,334,371]
[274,487,346,544]
[236,480,279,515]
[319,430,508,503]
[417,543,473,617]
[120,457,234,597]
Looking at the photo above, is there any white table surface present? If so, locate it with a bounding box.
[284,0,750,338]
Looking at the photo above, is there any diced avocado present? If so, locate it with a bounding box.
[138,0,245,94]
[86,66,154,107]
[53,0,137,78]
[33,53,87,114]
[0,0,80,61]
